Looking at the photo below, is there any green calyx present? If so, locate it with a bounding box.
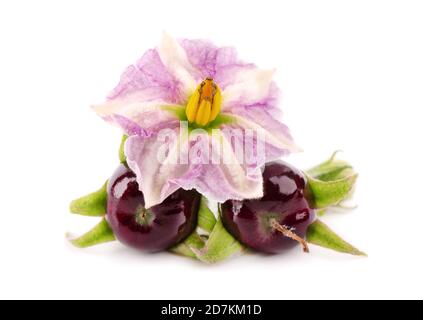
[307,220,366,256]
[305,151,358,209]
[171,197,245,264]
[303,151,365,256]
[68,218,115,248]
[306,151,355,181]
[69,181,108,217]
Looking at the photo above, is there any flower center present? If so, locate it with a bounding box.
[185,78,222,127]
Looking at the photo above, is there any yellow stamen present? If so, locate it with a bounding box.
[185,78,222,127]
[196,100,212,126]
[186,89,201,122]
[210,87,222,122]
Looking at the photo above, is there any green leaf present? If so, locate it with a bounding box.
[69,181,108,216]
[69,218,115,248]
[306,173,358,209]
[119,135,128,164]
[197,197,217,233]
[306,220,366,256]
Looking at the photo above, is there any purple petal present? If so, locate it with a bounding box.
[108,49,185,104]
[125,131,201,208]
[125,130,265,208]
[158,33,201,98]
[190,134,264,202]
[110,115,151,137]
[180,39,255,90]
[221,99,300,160]
[92,100,183,136]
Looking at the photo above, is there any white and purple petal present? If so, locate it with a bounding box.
[125,129,265,208]
[180,39,255,90]
[158,33,202,98]
[92,99,183,136]
[222,69,276,108]
[108,49,184,104]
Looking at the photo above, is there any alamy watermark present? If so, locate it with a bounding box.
[155,121,267,171]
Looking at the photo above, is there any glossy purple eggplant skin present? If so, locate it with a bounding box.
[221,161,315,254]
[107,165,200,252]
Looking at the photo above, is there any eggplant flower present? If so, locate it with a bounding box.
[93,33,300,208]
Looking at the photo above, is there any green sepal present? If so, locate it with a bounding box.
[317,209,327,217]
[69,218,115,248]
[171,199,243,263]
[307,151,355,181]
[69,181,108,216]
[119,135,128,164]
[197,197,217,233]
[306,220,366,256]
[170,233,206,259]
[305,152,358,209]
[306,173,358,209]
[192,218,245,264]
[170,196,214,259]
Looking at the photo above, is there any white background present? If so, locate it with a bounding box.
[1,0,422,300]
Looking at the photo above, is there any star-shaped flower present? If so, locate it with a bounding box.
[93,33,299,208]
